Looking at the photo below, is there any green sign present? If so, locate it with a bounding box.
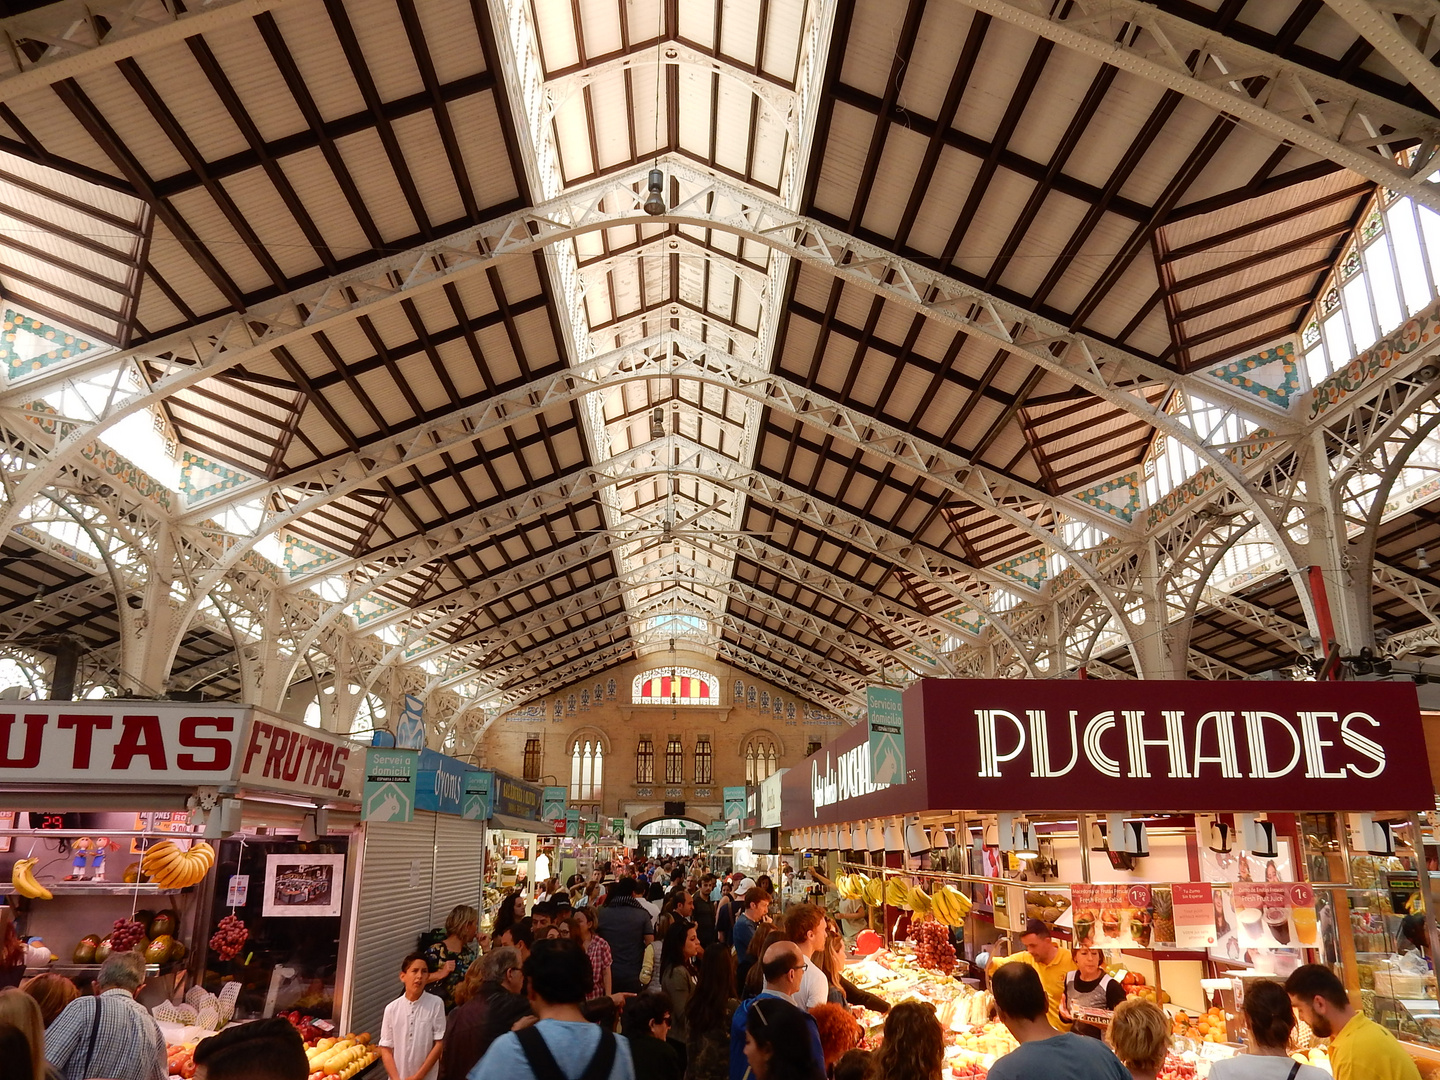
[464,770,492,821]
[611,817,625,836]
[723,786,746,820]
[706,820,728,842]
[542,786,567,820]
[363,748,418,822]
[585,821,601,840]
[565,806,581,838]
[867,686,906,786]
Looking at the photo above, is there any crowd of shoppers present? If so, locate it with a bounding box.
[5,852,1424,1080]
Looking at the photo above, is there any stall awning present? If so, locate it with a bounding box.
[488,813,543,834]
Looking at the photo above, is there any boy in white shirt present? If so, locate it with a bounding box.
[380,953,445,1080]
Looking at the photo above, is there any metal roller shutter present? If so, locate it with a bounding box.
[346,813,488,1038]
[348,814,437,1038]
[430,813,485,919]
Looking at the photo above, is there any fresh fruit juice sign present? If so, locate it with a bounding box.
[1232,881,1315,949]
[1072,883,1154,948]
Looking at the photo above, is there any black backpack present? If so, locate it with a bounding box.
[515,1025,617,1080]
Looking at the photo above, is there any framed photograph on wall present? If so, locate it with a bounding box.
[261,852,345,918]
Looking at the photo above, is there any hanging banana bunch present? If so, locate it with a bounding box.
[140,841,215,889]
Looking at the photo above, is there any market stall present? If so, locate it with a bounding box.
[782,678,1440,1078]
[0,701,380,1078]
[347,745,488,1039]
[479,768,544,917]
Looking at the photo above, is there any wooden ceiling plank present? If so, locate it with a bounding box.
[399,296,463,407]
[891,11,989,246]
[395,0,480,222]
[1161,182,1371,263]
[1028,89,1187,312]
[1165,219,1354,295]
[323,0,432,239]
[939,38,1055,262]
[984,63,1117,293]
[51,79,245,311]
[254,10,384,249]
[115,57,289,290]
[1069,114,1239,331]
[0,165,143,234]
[185,36,339,273]
[843,0,926,233]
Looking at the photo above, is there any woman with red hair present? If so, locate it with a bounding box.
[809,1001,862,1073]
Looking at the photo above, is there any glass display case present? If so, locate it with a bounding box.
[1347,853,1440,1046]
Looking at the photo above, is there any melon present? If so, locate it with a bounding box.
[144,935,174,964]
[93,937,112,963]
[72,935,100,963]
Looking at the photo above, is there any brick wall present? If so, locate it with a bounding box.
[475,649,850,826]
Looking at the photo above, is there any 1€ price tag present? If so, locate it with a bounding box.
[226,875,249,907]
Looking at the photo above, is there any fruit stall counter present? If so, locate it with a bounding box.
[163,1011,380,1079]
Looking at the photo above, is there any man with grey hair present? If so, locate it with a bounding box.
[46,951,166,1080]
[439,946,523,1079]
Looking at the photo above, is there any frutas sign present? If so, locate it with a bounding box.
[0,703,366,801]
[0,703,249,783]
[780,680,1433,824]
[238,716,361,800]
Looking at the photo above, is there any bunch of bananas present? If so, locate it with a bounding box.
[862,877,886,908]
[909,885,932,916]
[885,877,911,909]
[836,873,869,901]
[932,885,972,927]
[140,841,215,889]
[11,857,51,899]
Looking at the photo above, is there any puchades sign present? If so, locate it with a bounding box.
[779,680,1433,826]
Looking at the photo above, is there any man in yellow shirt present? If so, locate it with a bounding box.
[990,919,1076,1030]
[1287,963,1421,1080]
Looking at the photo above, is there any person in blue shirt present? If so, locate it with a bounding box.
[469,938,634,1080]
[985,964,1129,1080]
[730,890,770,963]
[727,941,823,1080]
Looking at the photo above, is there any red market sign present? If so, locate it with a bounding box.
[238,716,362,801]
[780,679,1433,823]
[0,703,248,784]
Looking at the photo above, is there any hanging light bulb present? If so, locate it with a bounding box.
[1419,547,1432,571]
[643,168,666,215]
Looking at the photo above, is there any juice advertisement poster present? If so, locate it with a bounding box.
[1233,882,1315,948]
[1167,883,1217,949]
[1072,883,1154,948]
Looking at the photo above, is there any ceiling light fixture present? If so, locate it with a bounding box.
[1419,547,1432,571]
[644,169,667,216]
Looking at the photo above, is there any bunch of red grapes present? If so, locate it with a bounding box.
[109,918,145,952]
[209,914,249,961]
[912,920,957,974]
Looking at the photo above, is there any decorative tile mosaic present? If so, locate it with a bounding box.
[1208,342,1300,408]
[1,310,99,380]
[350,593,401,627]
[1073,473,1141,524]
[994,548,1048,590]
[283,533,341,577]
[179,450,256,503]
[1309,304,1440,419]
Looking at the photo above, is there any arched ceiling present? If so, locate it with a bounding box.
[2,0,1440,737]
